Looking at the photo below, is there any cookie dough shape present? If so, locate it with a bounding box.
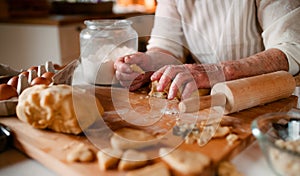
[16,84,104,134]
[110,128,157,150]
[159,147,211,175]
[118,149,148,170]
[125,162,170,176]
[66,143,94,162]
[130,64,145,74]
[97,147,123,170]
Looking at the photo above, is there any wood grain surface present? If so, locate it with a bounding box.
[0,86,298,176]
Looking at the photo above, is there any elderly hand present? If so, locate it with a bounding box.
[151,64,224,100]
[114,52,154,91]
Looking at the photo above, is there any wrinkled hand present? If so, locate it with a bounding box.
[151,64,223,99]
[114,52,154,91]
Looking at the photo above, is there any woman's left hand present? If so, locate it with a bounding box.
[150,64,223,100]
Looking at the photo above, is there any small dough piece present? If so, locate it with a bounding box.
[159,148,211,175]
[149,80,210,99]
[226,134,239,145]
[16,84,104,134]
[218,161,244,176]
[130,64,145,74]
[125,162,170,176]
[66,143,94,162]
[213,126,231,138]
[118,149,148,170]
[110,128,156,150]
[97,147,123,170]
[148,81,168,99]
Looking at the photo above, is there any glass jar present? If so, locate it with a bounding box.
[80,19,138,85]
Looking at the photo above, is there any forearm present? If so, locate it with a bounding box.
[221,48,289,81]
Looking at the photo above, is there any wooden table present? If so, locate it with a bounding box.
[0,86,298,176]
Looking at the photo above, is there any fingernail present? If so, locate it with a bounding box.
[150,75,155,81]
[124,56,130,62]
[157,85,162,91]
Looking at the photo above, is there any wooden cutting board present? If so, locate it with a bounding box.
[0,86,298,176]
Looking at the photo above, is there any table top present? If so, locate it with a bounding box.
[0,86,294,175]
[0,141,275,176]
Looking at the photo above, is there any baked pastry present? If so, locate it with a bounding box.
[16,84,104,134]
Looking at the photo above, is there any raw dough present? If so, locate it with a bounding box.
[213,126,231,138]
[149,80,210,99]
[125,162,170,176]
[159,147,211,175]
[130,64,145,74]
[16,84,104,134]
[218,161,244,176]
[66,143,94,162]
[110,128,156,150]
[97,147,123,170]
[118,149,148,170]
[226,134,239,145]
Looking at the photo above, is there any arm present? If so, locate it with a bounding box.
[152,0,300,100]
[255,0,300,75]
[151,48,289,100]
[222,48,289,81]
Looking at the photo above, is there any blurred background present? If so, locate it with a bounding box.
[0,0,156,70]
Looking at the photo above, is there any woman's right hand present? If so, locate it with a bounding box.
[114,52,154,91]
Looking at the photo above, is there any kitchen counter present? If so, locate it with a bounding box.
[0,141,275,176]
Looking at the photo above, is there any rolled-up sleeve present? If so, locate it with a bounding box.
[257,0,300,75]
[146,0,185,59]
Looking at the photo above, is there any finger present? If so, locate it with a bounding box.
[124,52,144,64]
[114,57,125,69]
[115,70,140,81]
[125,53,154,73]
[181,81,199,100]
[168,72,193,99]
[114,60,133,73]
[158,65,185,92]
[150,66,167,81]
[119,80,132,88]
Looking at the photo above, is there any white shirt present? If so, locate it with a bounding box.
[147,0,300,75]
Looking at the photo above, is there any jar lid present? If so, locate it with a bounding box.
[84,19,132,30]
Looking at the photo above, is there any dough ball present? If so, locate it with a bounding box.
[16,84,104,134]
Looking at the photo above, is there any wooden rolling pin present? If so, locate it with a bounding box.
[179,71,296,114]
